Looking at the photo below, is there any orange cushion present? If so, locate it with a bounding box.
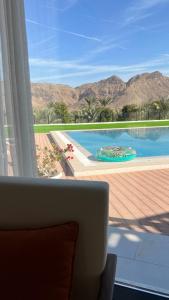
[0,222,78,300]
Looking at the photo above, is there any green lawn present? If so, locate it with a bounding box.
[34,120,169,133]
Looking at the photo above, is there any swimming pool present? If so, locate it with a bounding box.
[66,127,169,159]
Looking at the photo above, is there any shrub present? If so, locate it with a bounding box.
[36,143,74,177]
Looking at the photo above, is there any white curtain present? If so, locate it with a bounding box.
[0,0,37,177]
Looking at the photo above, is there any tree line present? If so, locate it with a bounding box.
[33,96,169,124]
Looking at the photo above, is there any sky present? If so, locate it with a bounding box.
[24,0,169,86]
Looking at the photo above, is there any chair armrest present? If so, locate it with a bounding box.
[98,253,117,300]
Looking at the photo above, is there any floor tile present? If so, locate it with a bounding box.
[108,226,141,259]
[116,257,169,294]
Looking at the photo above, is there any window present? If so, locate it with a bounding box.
[1,0,168,297]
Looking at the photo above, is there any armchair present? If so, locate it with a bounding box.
[0,176,117,300]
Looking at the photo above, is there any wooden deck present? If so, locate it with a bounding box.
[35,134,169,235]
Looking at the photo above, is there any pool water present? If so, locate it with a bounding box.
[66,127,169,158]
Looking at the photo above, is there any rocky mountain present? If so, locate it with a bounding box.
[77,75,126,103]
[113,71,169,107]
[31,83,78,109]
[31,71,169,110]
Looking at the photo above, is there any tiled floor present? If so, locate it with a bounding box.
[108,226,169,294]
[35,133,169,235]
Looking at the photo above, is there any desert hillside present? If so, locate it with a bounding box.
[31,71,169,109]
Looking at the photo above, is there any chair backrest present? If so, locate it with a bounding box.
[0,176,109,300]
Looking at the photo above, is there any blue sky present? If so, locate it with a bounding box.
[24,0,169,86]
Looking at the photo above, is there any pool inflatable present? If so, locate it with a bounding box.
[96,146,136,162]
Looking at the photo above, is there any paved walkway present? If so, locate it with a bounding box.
[35,133,169,236]
[108,227,169,295]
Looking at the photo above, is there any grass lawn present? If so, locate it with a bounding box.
[34,120,169,133]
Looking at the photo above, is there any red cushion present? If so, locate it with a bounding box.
[0,222,78,300]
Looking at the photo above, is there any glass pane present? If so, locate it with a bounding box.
[24,0,169,296]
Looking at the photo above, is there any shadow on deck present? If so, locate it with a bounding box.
[109,212,169,235]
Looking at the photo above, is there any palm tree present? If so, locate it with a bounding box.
[122,104,139,120]
[131,104,139,120]
[83,96,97,109]
[82,97,98,122]
[81,108,98,123]
[33,108,49,124]
[142,103,151,120]
[150,101,161,119]
[71,110,82,123]
[49,102,69,123]
[98,97,112,107]
[98,97,113,122]
[157,97,169,119]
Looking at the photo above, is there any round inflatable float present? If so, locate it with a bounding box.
[96,146,136,162]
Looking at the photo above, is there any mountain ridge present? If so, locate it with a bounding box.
[31,71,169,110]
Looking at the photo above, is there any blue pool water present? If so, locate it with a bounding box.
[66,127,169,159]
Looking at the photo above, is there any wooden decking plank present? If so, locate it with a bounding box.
[113,173,160,215]
[35,133,169,236]
[123,172,169,212]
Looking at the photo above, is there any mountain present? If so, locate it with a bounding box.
[76,75,126,103]
[113,71,169,107]
[31,71,169,110]
[31,83,78,109]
